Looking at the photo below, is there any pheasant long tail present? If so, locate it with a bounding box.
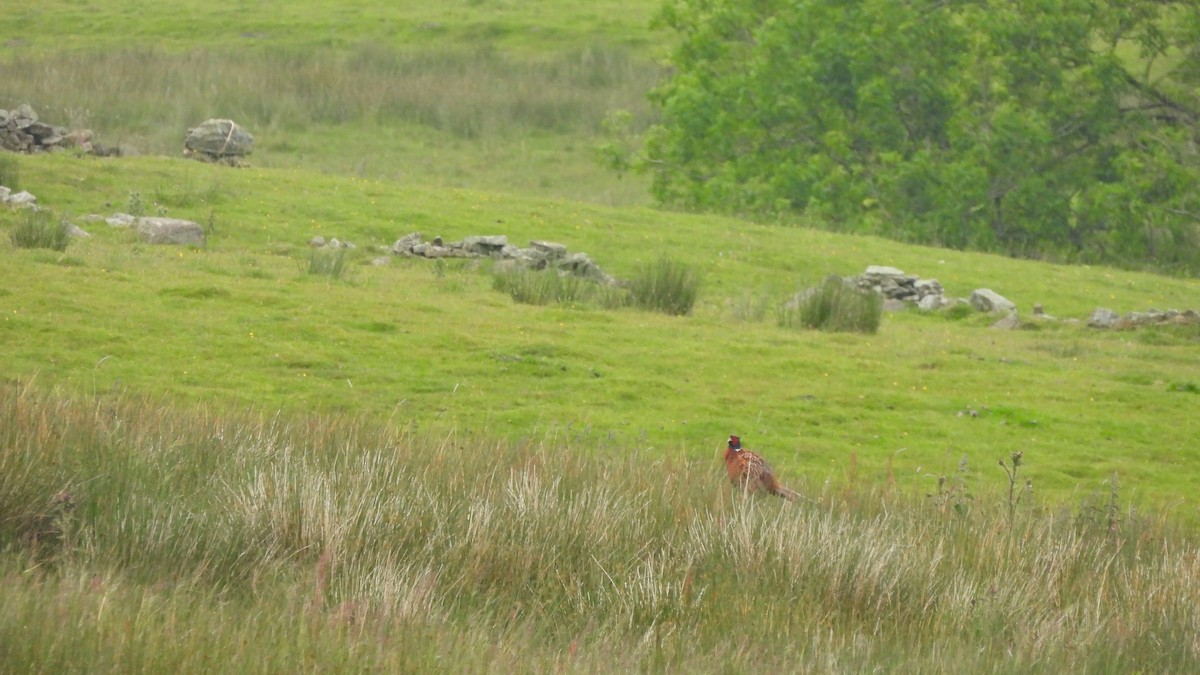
[774,485,800,502]
[761,472,799,502]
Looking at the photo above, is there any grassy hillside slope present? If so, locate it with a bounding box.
[2,0,663,204]
[3,1,1200,672]
[0,0,662,53]
[3,153,1200,516]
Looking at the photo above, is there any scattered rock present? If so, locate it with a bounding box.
[462,235,508,255]
[65,224,91,238]
[1030,303,1056,320]
[183,119,254,165]
[970,289,1016,313]
[530,240,568,260]
[990,313,1021,330]
[391,232,423,255]
[1087,308,1121,329]
[105,213,137,227]
[308,236,356,250]
[557,252,609,281]
[135,217,205,246]
[1,188,38,209]
[917,294,945,312]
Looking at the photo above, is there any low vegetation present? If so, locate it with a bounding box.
[492,267,623,309]
[2,383,1197,672]
[778,275,883,334]
[8,209,69,252]
[0,154,18,188]
[304,247,350,280]
[493,257,700,315]
[627,256,701,316]
[3,1,1200,671]
[1,12,661,205]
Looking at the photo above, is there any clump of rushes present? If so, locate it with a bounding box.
[10,209,70,252]
[305,247,349,279]
[779,275,882,333]
[627,256,700,316]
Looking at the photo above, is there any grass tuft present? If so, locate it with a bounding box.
[493,259,700,316]
[726,288,774,323]
[779,275,882,333]
[0,154,19,189]
[627,256,700,316]
[304,248,349,279]
[9,209,70,252]
[492,267,597,306]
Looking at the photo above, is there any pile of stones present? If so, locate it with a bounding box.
[848,265,1016,314]
[385,232,615,283]
[851,265,949,311]
[0,104,117,156]
[1087,307,1199,329]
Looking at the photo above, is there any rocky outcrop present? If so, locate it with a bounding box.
[389,232,614,283]
[1088,307,1199,329]
[134,217,206,246]
[309,236,356,250]
[969,289,1016,313]
[852,266,1197,330]
[183,119,254,165]
[95,214,205,246]
[1087,308,1121,328]
[0,104,118,156]
[852,266,948,308]
[1,185,38,209]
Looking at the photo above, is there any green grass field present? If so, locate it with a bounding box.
[3,1,1200,671]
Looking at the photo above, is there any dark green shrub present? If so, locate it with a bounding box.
[779,275,882,334]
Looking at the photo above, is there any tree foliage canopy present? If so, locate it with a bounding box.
[642,0,1200,272]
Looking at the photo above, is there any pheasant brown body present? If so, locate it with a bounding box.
[724,435,798,501]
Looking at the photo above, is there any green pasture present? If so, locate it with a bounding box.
[3,1,1200,671]
[2,1,663,204]
[0,0,662,53]
[3,153,1199,518]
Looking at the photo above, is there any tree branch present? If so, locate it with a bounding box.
[1121,71,1199,126]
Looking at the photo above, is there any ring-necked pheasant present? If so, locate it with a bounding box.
[724,435,799,501]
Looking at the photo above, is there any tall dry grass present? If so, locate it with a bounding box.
[1,380,1198,672]
[1,44,658,153]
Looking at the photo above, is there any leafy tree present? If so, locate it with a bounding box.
[638,0,1200,272]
